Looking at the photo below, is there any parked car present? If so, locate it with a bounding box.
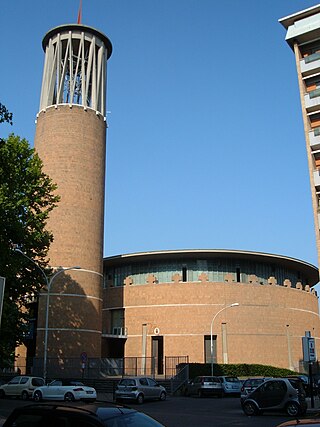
[114,376,166,404]
[218,376,242,396]
[3,402,165,427]
[241,377,307,417]
[0,376,45,400]
[276,419,320,426]
[32,379,97,402]
[185,376,223,397]
[240,377,271,398]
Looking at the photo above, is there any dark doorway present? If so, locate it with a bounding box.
[152,336,164,375]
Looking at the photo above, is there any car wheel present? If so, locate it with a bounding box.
[242,401,258,416]
[137,394,144,404]
[0,390,5,399]
[21,391,29,401]
[286,401,300,417]
[159,391,166,401]
[33,391,42,402]
[64,392,75,402]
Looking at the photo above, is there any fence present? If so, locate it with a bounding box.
[3,356,189,380]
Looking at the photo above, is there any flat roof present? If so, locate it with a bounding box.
[279,4,320,49]
[103,249,319,285]
[279,4,320,29]
[42,24,112,59]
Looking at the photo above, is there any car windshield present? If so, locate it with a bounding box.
[119,379,136,387]
[102,411,163,426]
[225,377,239,382]
[245,379,263,387]
[288,379,305,392]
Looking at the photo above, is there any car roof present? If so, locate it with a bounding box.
[5,403,136,418]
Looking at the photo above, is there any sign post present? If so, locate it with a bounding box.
[302,331,317,408]
[0,277,5,329]
[80,352,87,379]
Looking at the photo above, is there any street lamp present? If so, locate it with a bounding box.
[210,302,239,376]
[13,247,80,380]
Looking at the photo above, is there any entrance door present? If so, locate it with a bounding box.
[152,336,164,375]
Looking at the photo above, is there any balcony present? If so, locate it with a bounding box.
[301,53,320,76]
[102,327,128,338]
[304,90,320,111]
[309,128,320,150]
[313,170,320,187]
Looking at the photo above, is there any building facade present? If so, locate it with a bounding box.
[280,5,320,269]
[102,250,320,372]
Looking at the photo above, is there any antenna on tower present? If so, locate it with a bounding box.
[77,0,82,24]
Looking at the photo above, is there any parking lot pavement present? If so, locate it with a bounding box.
[1,395,320,427]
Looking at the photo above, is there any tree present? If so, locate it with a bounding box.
[0,106,59,365]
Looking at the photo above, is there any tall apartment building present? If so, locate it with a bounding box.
[33,24,112,367]
[280,5,320,272]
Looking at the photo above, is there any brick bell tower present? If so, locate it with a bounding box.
[34,23,112,371]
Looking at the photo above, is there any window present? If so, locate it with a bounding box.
[32,378,45,387]
[8,377,20,384]
[111,309,124,334]
[236,267,241,282]
[204,335,216,363]
[182,266,187,282]
[139,378,148,386]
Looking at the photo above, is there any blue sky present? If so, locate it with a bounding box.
[1,0,319,267]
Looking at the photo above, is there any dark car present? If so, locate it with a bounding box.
[241,378,307,417]
[3,402,165,427]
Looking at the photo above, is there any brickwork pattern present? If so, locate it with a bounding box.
[34,105,106,358]
[104,281,320,370]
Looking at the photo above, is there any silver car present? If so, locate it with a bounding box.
[218,376,242,396]
[114,377,166,404]
[185,376,223,397]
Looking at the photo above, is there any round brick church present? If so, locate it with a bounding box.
[102,249,319,373]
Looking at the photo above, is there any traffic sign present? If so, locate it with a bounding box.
[80,352,87,363]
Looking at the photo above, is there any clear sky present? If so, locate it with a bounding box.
[1,0,320,269]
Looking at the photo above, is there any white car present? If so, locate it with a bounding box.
[0,376,45,400]
[33,379,97,402]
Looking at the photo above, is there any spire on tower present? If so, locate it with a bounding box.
[77,0,82,24]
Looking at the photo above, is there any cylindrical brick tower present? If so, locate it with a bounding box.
[34,24,112,365]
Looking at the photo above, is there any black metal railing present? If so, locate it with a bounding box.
[17,356,189,380]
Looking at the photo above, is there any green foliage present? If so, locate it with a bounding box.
[188,363,298,379]
[0,103,13,126]
[0,131,60,365]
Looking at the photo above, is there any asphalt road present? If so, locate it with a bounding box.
[0,395,319,427]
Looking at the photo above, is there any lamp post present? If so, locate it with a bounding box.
[210,303,239,376]
[13,247,80,380]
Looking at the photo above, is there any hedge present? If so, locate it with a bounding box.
[188,363,299,379]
